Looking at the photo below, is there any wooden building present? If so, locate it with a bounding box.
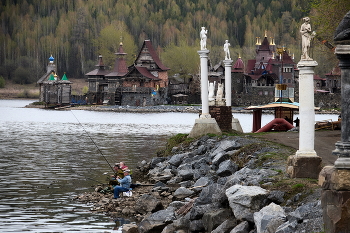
[85,40,170,106]
[37,55,72,106]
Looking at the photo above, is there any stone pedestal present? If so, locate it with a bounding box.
[223,59,233,106]
[188,118,222,138]
[232,117,243,132]
[287,155,322,179]
[320,166,350,232]
[287,59,322,178]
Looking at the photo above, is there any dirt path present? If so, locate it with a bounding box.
[256,130,340,166]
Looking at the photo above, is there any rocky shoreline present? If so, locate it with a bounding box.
[76,133,324,233]
[26,102,341,115]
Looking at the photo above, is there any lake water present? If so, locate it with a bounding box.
[0,99,338,232]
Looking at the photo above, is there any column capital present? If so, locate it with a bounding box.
[335,45,350,68]
[297,60,318,68]
[197,50,210,58]
[223,59,233,66]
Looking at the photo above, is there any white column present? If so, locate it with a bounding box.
[198,50,211,118]
[223,59,233,106]
[296,60,318,157]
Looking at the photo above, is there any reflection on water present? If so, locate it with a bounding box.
[0,100,339,232]
[0,100,197,232]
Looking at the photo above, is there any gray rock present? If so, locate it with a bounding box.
[230,221,250,233]
[138,207,176,233]
[225,167,278,188]
[173,187,194,199]
[268,190,285,204]
[212,151,229,166]
[177,169,194,181]
[150,157,167,168]
[212,140,241,156]
[189,219,205,232]
[135,194,163,215]
[217,160,239,177]
[226,185,269,222]
[212,218,238,233]
[202,209,233,232]
[196,183,226,205]
[168,153,189,167]
[192,176,213,191]
[275,220,298,233]
[253,202,286,233]
[189,203,221,220]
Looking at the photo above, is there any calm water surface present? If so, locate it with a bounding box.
[0,100,338,232]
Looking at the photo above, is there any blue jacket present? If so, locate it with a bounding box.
[117,175,131,189]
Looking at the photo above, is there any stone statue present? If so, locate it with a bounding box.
[200,27,208,50]
[208,81,215,101]
[300,17,315,60]
[334,10,350,42]
[224,40,231,60]
[216,83,224,102]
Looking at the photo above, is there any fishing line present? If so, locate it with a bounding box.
[70,110,115,173]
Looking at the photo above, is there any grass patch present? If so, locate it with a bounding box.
[156,133,195,157]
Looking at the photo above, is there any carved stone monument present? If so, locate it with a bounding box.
[286,17,322,178]
[321,11,350,233]
[189,27,221,138]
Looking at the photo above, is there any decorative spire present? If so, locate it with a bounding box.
[61,72,68,81]
[265,30,267,37]
[49,54,54,64]
[48,72,55,81]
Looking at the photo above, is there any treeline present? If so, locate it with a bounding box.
[0,0,347,84]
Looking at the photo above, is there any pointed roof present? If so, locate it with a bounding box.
[48,73,55,81]
[61,73,68,80]
[232,57,244,73]
[85,55,109,76]
[106,43,128,77]
[325,66,341,76]
[258,36,270,51]
[135,40,170,71]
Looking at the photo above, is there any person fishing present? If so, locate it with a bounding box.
[109,162,130,185]
[113,169,132,199]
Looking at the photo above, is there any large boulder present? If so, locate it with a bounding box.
[168,153,189,167]
[189,203,221,220]
[202,208,233,232]
[253,202,286,233]
[224,167,278,188]
[230,221,250,233]
[138,207,176,233]
[216,160,239,177]
[196,183,227,205]
[226,185,269,222]
[135,194,163,215]
[212,218,237,233]
[173,187,194,200]
[211,140,241,157]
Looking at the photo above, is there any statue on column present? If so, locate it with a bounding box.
[200,27,208,50]
[224,40,231,60]
[300,17,316,60]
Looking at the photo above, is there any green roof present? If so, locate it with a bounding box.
[48,73,55,81]
[61,73,68,80]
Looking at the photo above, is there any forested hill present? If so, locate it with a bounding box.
[0,0,348,84]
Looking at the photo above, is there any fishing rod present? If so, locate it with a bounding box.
[70,110,115,173]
